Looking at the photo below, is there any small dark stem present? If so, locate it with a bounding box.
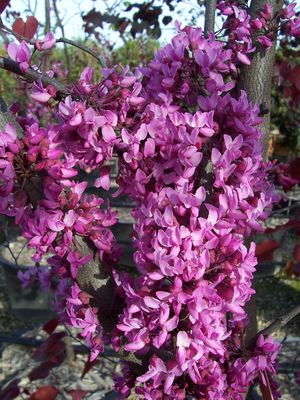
[56,38,106,67]
[259,304,300,338]
[247,304,300,349]
[0,24,106,67]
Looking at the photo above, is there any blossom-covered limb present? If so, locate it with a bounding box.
[0,56,70,97]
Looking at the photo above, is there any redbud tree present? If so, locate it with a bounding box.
[0,1,300,399]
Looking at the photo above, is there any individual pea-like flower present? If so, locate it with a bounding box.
[7,40,31,72]
[35,32,56,51]
[31,80,57,102]
[281,2,296,19]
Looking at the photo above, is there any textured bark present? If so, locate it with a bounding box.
[0,56,70,97]
[74,237,117,332]
[236,0,284,152]
[238,2,284,397]
[204,0,217,35]
[239,0,284,344]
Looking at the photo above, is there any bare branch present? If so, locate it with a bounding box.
[246,304,300,349]
[204,0,217,35]
[44,0,51,34]
[56,37,106,67]
[259,304,300,338]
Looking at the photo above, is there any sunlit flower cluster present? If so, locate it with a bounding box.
[1,1,297,398]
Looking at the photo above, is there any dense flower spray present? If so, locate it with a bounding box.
[1,1,300,399]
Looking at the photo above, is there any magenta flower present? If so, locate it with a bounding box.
[35,32,56,51]
[260,3,272,20]
[7,40,31,72]
[31,80,56,102]
[257,35,273,48]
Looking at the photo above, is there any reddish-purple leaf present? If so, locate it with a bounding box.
[256,239,279,262]
[294,244,300,262]
[29,385,59,400]
[12,16,38,40]
[285,260,294,276]
[0,0,10,14]
[293,263,300,277]
[32,332,66,363]
[42,318,59,335]
[265,219,300,235]
[288,65,300,91]
[29,361,56,381]
[288,157,300,180]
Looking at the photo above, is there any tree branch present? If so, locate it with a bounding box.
[44,0,51,34]
[56,38,106,67]
[0,56,70,96]
[204,0,217,35]
[0,24,106,68]
[246,304,300,349]
[259,304,300,338]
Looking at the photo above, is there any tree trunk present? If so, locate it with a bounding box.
[204,0,217,35]
[237,3,284,397]
[236,0,284,154]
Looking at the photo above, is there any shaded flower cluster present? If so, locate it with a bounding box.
[0,117,119,358]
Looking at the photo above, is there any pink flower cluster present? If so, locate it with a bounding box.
[0,116,119,357]
[1,1,294,398]
[140,25,235,106]
[218,1,300,55]
[7,40,31,72]
[229,335,281,396]
[113,71,278,398]
[281,2,300,37]
[6,33,56,74]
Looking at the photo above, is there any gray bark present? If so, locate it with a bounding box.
[237,0,284,152]
[204,0,217,35]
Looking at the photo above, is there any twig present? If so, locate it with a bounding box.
[0,23,106,67]
[0,56,70,97]
[56,37,106,67]
[44,0,51,35]
[259,304,300,338]
[246,304,300,349]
